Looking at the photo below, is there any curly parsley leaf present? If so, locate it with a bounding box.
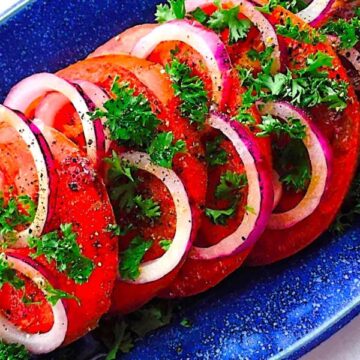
[215,171,248,200]
[165,58,209,126]
[148,132,186,169]
[155,0,186,23]
[205,207,236,225]
[105,151,134,183]
[120,236,153,281]
[322,12,360,49]
[0,194,36,241]
[28,224,94,284]
[256,0,307,14]
[276,17,326,45]
[257,115,306,139]
[273,140,311,192]
[134,195,161,220]
[205,136,228,167]
[44,282,80,306]
[0,341,29,360]
[0,253,24,290]
[208,5,251,44]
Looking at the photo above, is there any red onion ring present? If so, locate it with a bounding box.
[297,0,336,27]
[259,101,331,230]
[4,73,105,165]
[185,0,282,73]
[0,253,67,354]
[0,105,55,248]
[120,151,192,284]
[190,112,273,260]
[131,19,232,106]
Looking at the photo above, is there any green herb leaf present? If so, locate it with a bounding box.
[134,195,161,220]
[105,322,133,360]
[257,115,306,139]
[215,171,248,200]
[205,136,228,167]
[0,253,24,290]
[0,194,36,241]
[276,17,326,45]
[207,5,251,44]
[155,0,186,23]
[190,7,208,24]
[180,317,192,328]
[322,13,360,49]
[120,236,153,281]
[44,282,80,306]
[90,80,160,150]
[205,206,236,225]
[106,223,133,237]
[105,151,134,183]
[159,239,172,251]
[148,132,186,169]
[165,58,209,126]
[0,341,29,360]
[28,224,94,284]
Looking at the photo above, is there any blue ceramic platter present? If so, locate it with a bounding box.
[1,1,360,359]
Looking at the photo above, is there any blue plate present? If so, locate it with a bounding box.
[1,1,360,359]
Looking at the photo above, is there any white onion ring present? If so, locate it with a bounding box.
[120,151,192,284]
[35,80,111,152]
[297,0,335,26]
[260,101,331,229]
[131,19,231,105]
[185,0,281,73]
[0,254,67,354]
[190,112,273,260]
[4,73,105,165]
[0,105,54,248]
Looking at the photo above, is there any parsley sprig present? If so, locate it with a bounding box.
[257,115,306,139]
[91,79,185,169]
[165,58,209,126]
[205,136,228,167]
[321,10,360,49]
[0,253,24,290]
[155,0,186,23]
[134,195,161,220]
[276,18,326,45]
[28,224,94,284]
[256,0,307,14]
[0,194,36,242]
[206,171,248,225]
[0,341,29,360]
[120,236,153,281]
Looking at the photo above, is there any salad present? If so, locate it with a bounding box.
[0,0,360,358]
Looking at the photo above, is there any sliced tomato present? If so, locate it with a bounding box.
[58,55,207,313]
[0,123,118,344]
[247,8,360,265]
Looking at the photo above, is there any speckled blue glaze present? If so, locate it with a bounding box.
[1,1,360,359]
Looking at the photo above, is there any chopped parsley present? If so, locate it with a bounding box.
[191,2,251,44]
[159,239,172,251]
[148,132,186,169]
[0,341,29,360]
[165,58,209,126]
[44,282,80,306]
[276,17,326,45]
[91,79,184,168]
[256,0,307,14]
[106,223,133,237]
[120,236,153,281]
[180,317,192,328]
[155,0,186,23]
[105,152,134,183]
[205,136,228,167]
[0,194,36,242]
[206,171,248,225]
[273,140,311,192]
[257,114,306,139]
[134,195,161,220]
[28,224,94,284]
[239,51,349,111]
[321,10,360,49]
[0,253,24,290]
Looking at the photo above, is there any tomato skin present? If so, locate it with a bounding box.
[58,55,208,313]
[247,8,360,266]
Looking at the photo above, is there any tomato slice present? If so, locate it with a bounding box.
[247,8,360,265]
[58,55,208,313]
[0,121,118,343]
